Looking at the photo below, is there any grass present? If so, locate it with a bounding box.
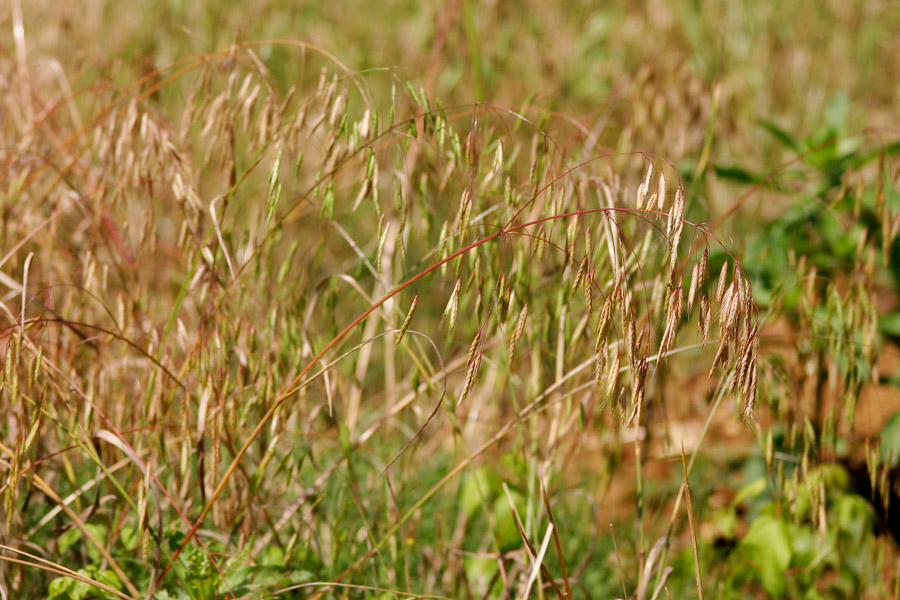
[2,1,900,598]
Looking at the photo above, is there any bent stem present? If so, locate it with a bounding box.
[160,203,655,583]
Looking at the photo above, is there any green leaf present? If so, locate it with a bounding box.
[836,493,874,543]
[740,515,792,596]
[732,476,768,506]
[714,165,763,185]
[119,522,140,551]
[48,576,75,599]
[880,410,900,467]
[758,119,803,153]
[492,492,523,551]
[880,313,900,338]
[823,91,849,133]
[84,523,108,564]
[58,527,82,554]
[259,544,284,567]
[459,467,494,518]
[92,569,123,594]
[48,570,97,600]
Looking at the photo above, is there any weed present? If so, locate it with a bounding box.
[2,2,900,599]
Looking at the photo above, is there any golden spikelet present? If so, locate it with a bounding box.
[655,171,667,211]
[627,357,649,426]
[688,261,700,311]
[583,270,593,317]
[443,278,462,339]
[709,339,730,378]
[658,282,682,361]
[699,293,711,347]
[718,281,740,340]
[458,188,472,235]
[572,256,588,297]
[667,186,686,271]
[594,344,606,389]
[597,290,615,343]
[508,303,528,362]
[606,350,621,399]
[395,294,418,348]
[698,247,708,289]
[636,162,654,210]
[458,332,483,407]
[735,321,757,394]
[742,353,758,422]
[625,309,637,367]
[716,260,729,305]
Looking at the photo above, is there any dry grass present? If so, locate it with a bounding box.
[2,1,900,599]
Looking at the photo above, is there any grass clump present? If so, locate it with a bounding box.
[2,2,900,599]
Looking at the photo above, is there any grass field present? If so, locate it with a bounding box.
[2,1,900,598]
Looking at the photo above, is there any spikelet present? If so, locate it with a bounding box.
[735,320,757,393]
[442,278,462,339]
[716,260,729,305]
[724,280,744,343]
[698,293,711,347]
[583,270,593,317]
[655,171,667,211]
[658,281,682,361]
[688,261,700,311]
[458,188,472,236]
[739,300,760,421]
[710,279,740,376]
[697,249,709,302]
[596,291,616,349]
[667,186,686,271]
[458,333,483,407]
[508,304,528,362]
[606,350,621,399]
[626,358,649,426]
[636,162,654,210]
[594,292,616,387]
[594,343,606,390]
[395,294,418,348]
[625,309,637,367]
[710,339,730,378]
[572,256,588,297]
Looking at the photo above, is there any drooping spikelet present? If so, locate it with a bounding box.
[508,303,529,362]
[395,294,418,349]
[636,162,654,210]
[458,332,483,407]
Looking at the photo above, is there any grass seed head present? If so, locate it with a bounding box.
[395,294,418,349]
[636,161,653,210]
[699,293,711,347]
[659,281,682,361]
[655,170,667,211]
[667,185,686,271]
[508,303,529,362]
[716,260,729,305]
[458,332,483,407]
[606,350,621,400]
[688,261,700,311]
[443,277,462,339]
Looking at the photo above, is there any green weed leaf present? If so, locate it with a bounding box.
[740,515,792,596]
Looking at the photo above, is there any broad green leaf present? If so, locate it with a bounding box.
[880,410,900,467]
[740,515,792,596]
